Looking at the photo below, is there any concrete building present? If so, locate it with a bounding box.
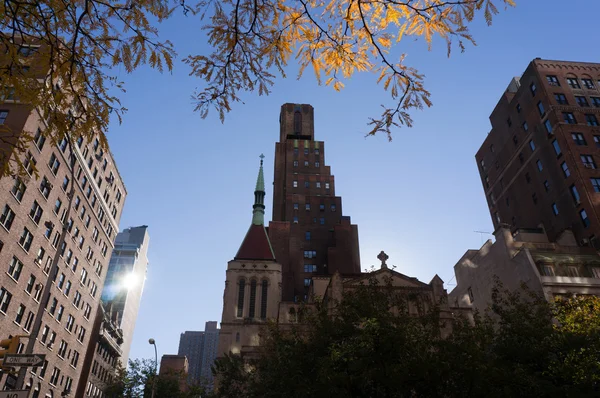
[178,321,220,388]
[101,225,150,363]
[449,226,600,314]
[270,103,361,301]
[476,59,600,246]
[159,355,189,392]
[75,302,124,397]
[0,45,126,394]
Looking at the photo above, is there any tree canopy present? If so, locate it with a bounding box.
[0,0,515,175]
[214,278,600,397]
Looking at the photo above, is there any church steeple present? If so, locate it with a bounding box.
[234,155,275,261]
[252,154,266,225]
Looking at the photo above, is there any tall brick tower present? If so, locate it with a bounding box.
[268,103,360,301]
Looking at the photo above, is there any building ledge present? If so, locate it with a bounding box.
[540,276,600,287]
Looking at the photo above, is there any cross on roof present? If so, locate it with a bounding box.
[377,251,389,269]
[259,153,265,165]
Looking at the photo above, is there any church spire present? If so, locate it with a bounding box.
[252,154,266,225]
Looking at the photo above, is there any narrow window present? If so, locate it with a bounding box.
[248,279,257,318]
[260,280,268,319]
[237,279,245,318]
[294,111,302,134]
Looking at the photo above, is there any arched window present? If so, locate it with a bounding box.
[260,279,268,319]
[248,279,257,318]
[237,279,245,318]
[294,111,302,134]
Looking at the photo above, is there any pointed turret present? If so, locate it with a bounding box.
[252,154,266,225]
[235,155,276,261]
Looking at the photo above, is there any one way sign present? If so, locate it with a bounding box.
[3,353,45,367]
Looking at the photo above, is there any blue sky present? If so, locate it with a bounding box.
[105,0,600,362]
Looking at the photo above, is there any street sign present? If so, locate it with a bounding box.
[0,391,30,398]
[2,354,45,367]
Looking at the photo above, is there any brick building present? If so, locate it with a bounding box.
[477,59,600,245]
[269,103,361,301]
[0,42,127,395]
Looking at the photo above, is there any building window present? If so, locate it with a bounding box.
[567,77,580,89]
[293,180,298,188]
[34,129,46,151]
[11,178,26,201]
[293,160,298,167]
[305,231,311,240]
[304,278,311,287]
[293,148,298,156]
[293,203,299,210]
[544,119,553,133]
[294,111,302,134]
[536,160,543,171]
[585,114,599,126]
[28,201,43,224]
[8,256,23,281]
[522,122,528,132]
[591,268,600,278]
[537,101,545,116]
[516,104,521,113]
[304,160,309,167]
[19,228,33,251]
[512,135,518,146]
[547,75,560,86]
[561,161,570,177]
[572,133,587,146]
[325,182,330,190]
[304,264,317,273]
[304,148,309,155]
[507,117,512,127]
[581,155,596,169]
[529,140,535,151]
[320,217,325,225]
[591,97,600,108]
[303,250,316,258]
[552,203,559,215]
[582,78,595,89]
[260,280,268,319]
[39,177,51,199]
[530,82,536,96]
[319,204,325,211]
[541,265,555,276]
[0,110,8,124]
[48,153,60,175]
[315,161,320,167]
[237,279,245,318]
[0,287,12,313]
[544,180,550,191]
[552,139,561,156]
[554,93,568,105]
[248,279,257,319]
[316,182,321,188]
[575,96,589,107]
[591,178,600,193]
[570,185,580,203]
[580,209,590,228]
[331,204,336,212]
[293,216,298,224]
[0,205,15,231]
[467,287,474,303]
[563,112,577,124]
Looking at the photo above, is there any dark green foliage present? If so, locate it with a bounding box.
[214,275,600,397]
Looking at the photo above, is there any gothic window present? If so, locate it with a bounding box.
[294,111,302,134]
[260,280,268,319]
[237,279,245,318]
[248,279,257,318]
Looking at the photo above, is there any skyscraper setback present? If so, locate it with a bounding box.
[269,103,361,301]
[476,59,600,245]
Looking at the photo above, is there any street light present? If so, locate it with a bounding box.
[149,338,157,398]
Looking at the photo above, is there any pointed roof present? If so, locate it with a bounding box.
[234,155,276,261]
[235,224,276,261]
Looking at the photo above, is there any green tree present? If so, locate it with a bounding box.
[214,276,600,397]
[104,358,213,398]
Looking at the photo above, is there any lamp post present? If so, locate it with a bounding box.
[149,338,158,398]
